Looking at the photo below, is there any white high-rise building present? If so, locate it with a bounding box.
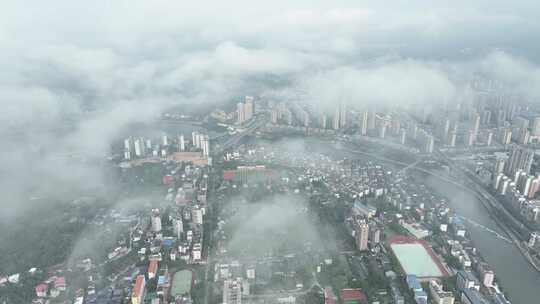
[333,106,341,130]
[532,116,540,136]
[152,216,162,232]
[499,127,512,145]
[173,218,183,239]
[223,279,243,304]
[495,158,506,174]
[399,128,406,145]
[411,123,418,140]
[481,269,494,288]
[391,118,401,135]
[192,208,203,225]
[505,146,534,177]
[425,135,435,153]
[237,102,245,124]
[151,209,162,232]
[379,122,387,139]
[449,131,457,147]
[356,221,369,251]
[529,178,540,198]
[500,178,510,195]
[270,108,278,124]
[192,131,197,147]
[339,102,347,128]
[493,173,504,190]
[124,138,133,160]
[320,113,327,129]
[368,108,376,130]
[195,132,201,149]
[528,231,540,247]
[161,134,168,146]
[442,119,451,141]
[360,111,368,135]
[134,138,143,157]
[124,138,132,151]
[473,113,481,140]
[466,130,475,146]
[179,134,185,151]
[244,96,254,121]
[524,176,535,196]
[201,135,210,157]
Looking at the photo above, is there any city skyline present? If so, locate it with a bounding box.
[2,1,540,304]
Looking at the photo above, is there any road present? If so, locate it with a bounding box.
[203,168,218,304]
[396,157,424,176]
[213,116,269,155]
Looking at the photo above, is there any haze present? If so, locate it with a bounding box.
[2,1,540,304]
[1,1,540,217]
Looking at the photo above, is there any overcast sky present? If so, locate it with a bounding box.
[1,0,540,217]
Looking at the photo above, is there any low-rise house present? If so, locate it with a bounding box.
[457,271,480,291]
[35,283,48,297]
[54,277,66,291]
[148,260,158,279]
[8,273,20,284]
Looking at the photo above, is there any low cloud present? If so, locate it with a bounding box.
[225,195,323,257]
[1,0,540,220]
[298,60,456,111]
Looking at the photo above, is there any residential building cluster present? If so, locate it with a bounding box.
[268,102,436,153]
[236,96,255,124]
[382,171,511,304]
[123,131,210,161]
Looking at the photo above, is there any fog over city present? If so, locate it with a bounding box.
[2,1,540,303]
[1,2,540,219]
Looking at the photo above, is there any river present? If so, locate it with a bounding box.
[325,137,540,304]
[252,137,540,303]
[423,174,540,304]
[325,138,540,303]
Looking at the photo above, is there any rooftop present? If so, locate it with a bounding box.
[148,260,158,274]
[340,288,366,302]
[462,288,490,304]
[35,283,48,292]
[458,270,480,283]
[132,275,145,298]
[406,275,422,291]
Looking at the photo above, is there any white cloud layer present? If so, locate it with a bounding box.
[1,0,540,216]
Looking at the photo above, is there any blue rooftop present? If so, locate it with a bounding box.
[158,275,169,285]
[406,275,422,291]
[451,216,463,225]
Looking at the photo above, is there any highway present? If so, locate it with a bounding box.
[396,157,424,176]
[213,115,269,155]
